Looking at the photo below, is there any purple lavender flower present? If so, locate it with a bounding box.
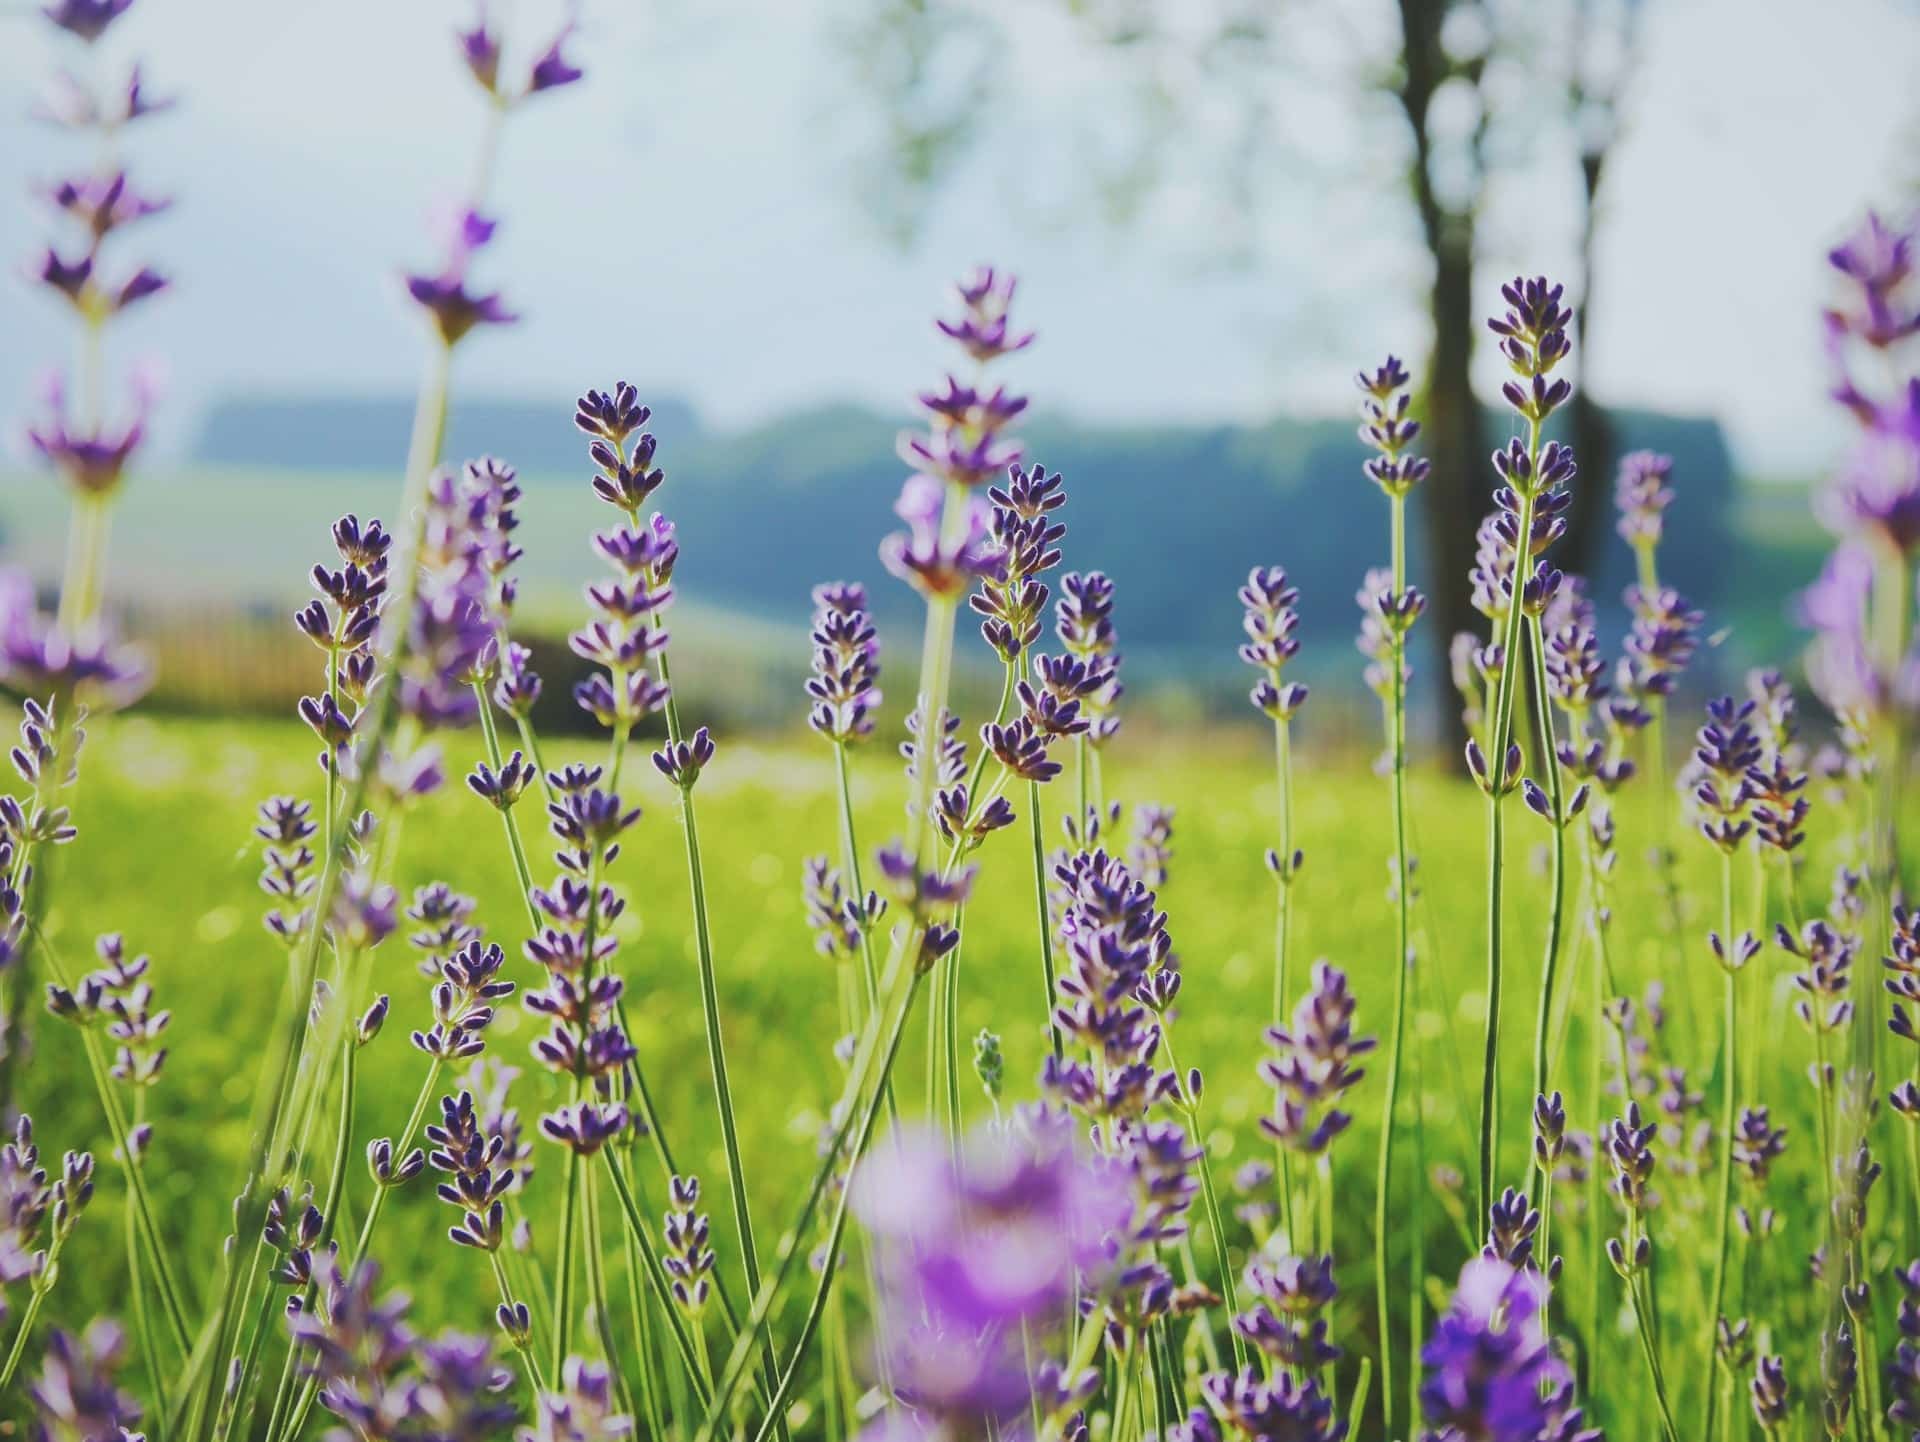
[663,1175,716,1314]
[1487,276,1575,421]
[1056,572,1123,746]
[880,475,998,599]
[405,209,517,347]
[263,1183,329,1290]
[1357,356,1431,496]
[1239,567,1307,721]
[1751,1353,1790,1435]
[458,3,585,102]
[1827,211,1920,350]
[873,838,975,964]
[519,1357,631,1442]
[1128,804,1174,889]
[1818,379,1920,552]
[0,1118,91,1320]
[1622,584,1702,699]
[289,1257,515,1439]
[1731,1105,1788,1185]
[255,797,318,948]
[411,939,514,1062]
[424,1089,517,1251]
[40,0,134,43]
[35,64,173,129]
[1419,1257,1569,1442]
[851,1122,1127,1431]
[802,857,880,961]
[43,933,170,1089]
[537,1100,629,1156]
[570,388,678,733]
[27,1320,142,1441]
[1357,567,1421,707]
[1234,1254,1339,1372]
[1614,450,1675,550]
[1197,1366,1346,1442]
[652,726,715,791]
[296,512,392,770]
[1259,960,1375,1155]
[1690,695,1761,853]
[1781,919,1856,1034]
[1046,848,1176,1118]
[971,462,1065,662]
[935,267,1035,365]
[892,270,1031,545]
[25,373,150,499]
[806,582,881,743]
[41,171,168,244]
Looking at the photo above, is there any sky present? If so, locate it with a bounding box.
[0,0,1915,478]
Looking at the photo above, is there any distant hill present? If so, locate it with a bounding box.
[194,394,705,473]
[187,391,1736,676]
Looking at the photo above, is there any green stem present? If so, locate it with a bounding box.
[553,1150,582,1379]
[650,640,783,1422]
[1629,1266,1682,1442]
[1479,463,1539,1222]
[1527,618,1568,1119]
[473,682,538,929]
[601,1153,715,1408]
[202,336,452,1425]
[1702,851,1739,1442]
[1375,488,1415,1438]
[578,1167,628,1414]
[1028,777,1062,1059]
[1271,714,1298,1251]
[350,1055,445,1264]
[945,905,965,1144]
[616,1171,671,1442]
[1163,1031,1244,1370]
[833,742,883,1021]
[38,932,193,1355]
[0,1257,60,1390]
[697,568,962,1439]
[697,936,925,1442]
[746,972,926,1442]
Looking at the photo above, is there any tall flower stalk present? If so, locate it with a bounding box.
[806,581,887,1024]
[1689,695,1761,1440]
[194,12,581,1429]
[970,462,1066,1055]
[5,0,172,1117]
[565,380,786,1413]
[686,271,1017,1438]
[1469,277,1576,1219]
[1355,355,1429,1437]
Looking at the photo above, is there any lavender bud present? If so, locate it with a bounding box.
[356,995,390,1046]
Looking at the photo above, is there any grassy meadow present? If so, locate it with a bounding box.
[7,700,1879,1433]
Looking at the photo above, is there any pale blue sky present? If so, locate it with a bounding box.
[1,0,1915,476]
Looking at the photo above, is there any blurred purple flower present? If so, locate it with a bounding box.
[852,1122,1127,1430]
[405,210,516,347]
[880,475,997,600]
[25,372,151,498]
[27,1319,142,1441]
[40,0,134,43]
[1419,1256,1567,1442]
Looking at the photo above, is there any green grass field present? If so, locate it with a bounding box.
[7,700,1867,1437]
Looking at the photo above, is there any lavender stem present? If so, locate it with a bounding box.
[1526,615,1569,1118]
[1479,454,1539,1223]
[1701,849,1740,1442]
[743,972,927,1442]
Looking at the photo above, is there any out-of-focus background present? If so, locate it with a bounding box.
[2,0,1915,742]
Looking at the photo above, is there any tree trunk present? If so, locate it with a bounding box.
[1564,152,1614,583]
[1424,236,1484,760]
